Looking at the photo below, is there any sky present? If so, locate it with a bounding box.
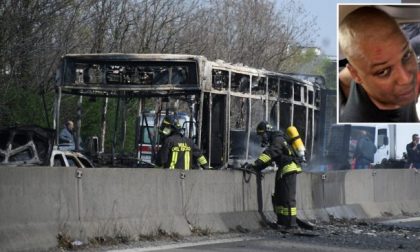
[295,0,400,57]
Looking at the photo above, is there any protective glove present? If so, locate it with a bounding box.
[243,162,255,171]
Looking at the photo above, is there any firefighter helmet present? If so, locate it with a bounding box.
[160,115,181,136]
[256,121,274,147]
[256,121,273,136]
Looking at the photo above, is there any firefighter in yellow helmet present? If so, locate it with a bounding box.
[250,121,302,230]
[156,115,209,170]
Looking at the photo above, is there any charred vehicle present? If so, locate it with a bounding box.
[0,125,54,166]
[54,54,329,168]
[0,125,94,168]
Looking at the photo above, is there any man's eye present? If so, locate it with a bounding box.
[375,68,390,77]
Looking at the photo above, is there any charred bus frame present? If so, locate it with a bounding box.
[54,54,324,168]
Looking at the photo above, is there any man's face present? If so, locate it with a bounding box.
[415,136,419,144]
[67,122,74,131]
[259,132,269,147]
[348,32,418,110]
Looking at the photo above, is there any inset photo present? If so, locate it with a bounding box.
[338,4,420,123]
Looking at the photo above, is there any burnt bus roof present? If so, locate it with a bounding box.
[208,58,323,89]
[57,53,322,98]
[58,53,205,97]
[61,53,207,62]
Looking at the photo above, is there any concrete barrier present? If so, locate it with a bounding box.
[297,169,420,221]
[1,167,420,251]
[0,167,266,251]
[0,167,78,252]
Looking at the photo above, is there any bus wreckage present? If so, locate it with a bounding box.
[53,53,331,169]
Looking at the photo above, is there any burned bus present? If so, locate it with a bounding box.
[54,54,326,168]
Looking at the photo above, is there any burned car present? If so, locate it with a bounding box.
[0,125,93,168]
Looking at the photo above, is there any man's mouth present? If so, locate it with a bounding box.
[396,87,415,100]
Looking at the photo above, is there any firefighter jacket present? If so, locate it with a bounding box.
[254,132,302,176]
[156,133,208,170]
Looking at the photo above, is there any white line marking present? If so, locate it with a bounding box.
[106,237,259,252]
[381,217,420,224]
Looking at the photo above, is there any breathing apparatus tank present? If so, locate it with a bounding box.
[286,126,306,161]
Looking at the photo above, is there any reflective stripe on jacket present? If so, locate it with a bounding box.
[157,133,208,170]
[254,134,302,175]
[169,143,192,170]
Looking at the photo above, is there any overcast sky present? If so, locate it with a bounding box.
[292,0,400,57]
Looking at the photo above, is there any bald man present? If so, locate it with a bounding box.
[339,6,419,122]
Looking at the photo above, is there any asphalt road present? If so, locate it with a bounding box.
[106,236,383,252]
[71,217,420,252]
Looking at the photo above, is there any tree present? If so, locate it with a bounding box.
[0,0,77,126]
[279,47,337,90]
[176,0,318,71]
[0,0,321,140]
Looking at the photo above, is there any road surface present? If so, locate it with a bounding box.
[68,217,420,252]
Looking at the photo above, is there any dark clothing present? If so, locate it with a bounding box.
[59,127,78,151]
[274,173,297,227]
[406,142,420,168]
[253,132,302,227]
[254,134,299,173]
[354,135,377,169]
[340,81,418,123]
[156,133,208,170]
[59,127,75,144]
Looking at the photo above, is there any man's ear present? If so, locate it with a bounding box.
[346,63,362,84]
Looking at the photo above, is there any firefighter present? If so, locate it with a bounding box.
[248,121,302,230]
[156,116,209,170]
